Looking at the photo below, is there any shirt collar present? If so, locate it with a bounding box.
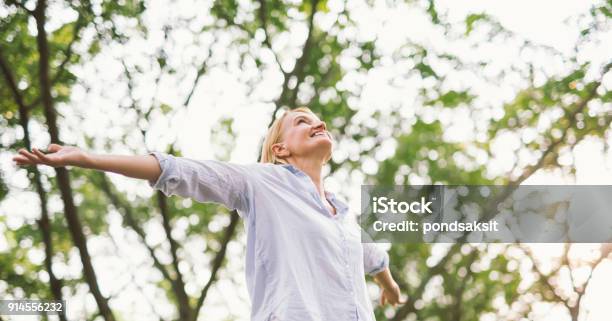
[325,191,350,217]
[280,164,305,176]
[280,164,350,217]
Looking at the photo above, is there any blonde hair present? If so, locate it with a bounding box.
[260,107,314,164]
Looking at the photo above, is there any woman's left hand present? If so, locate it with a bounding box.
[380,280,404,307]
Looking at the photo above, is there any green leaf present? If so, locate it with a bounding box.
[465,13,488,35]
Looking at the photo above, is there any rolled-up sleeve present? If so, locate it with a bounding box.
[149,152,253,216]
[362,243,389,276]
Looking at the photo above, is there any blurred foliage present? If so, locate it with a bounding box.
[1,0,611,320]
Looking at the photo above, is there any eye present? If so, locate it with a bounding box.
[297,119,307,124]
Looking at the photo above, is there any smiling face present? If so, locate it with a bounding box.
[272,110,333,165]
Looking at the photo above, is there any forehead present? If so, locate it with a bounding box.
[282,111,320,127]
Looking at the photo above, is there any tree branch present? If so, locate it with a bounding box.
[25,4,88,112]
[285,0,319,109]
[213,5,287,79]
[391,244,461,321]
[514,69,608,185]
[32,1,116,320]
[6,0,34,15]
[390,65,611,320]
[183,43,214,107]
[51,5,87,85]
[272,0,320,113]
[192,210,240,321]
[104,231,168,321]
[519,244,605,321]
[520,246,572,309]
[255,0,288,78]
[157,191,193,321]
[96,174,187,294]
[450,249,478,321]
[570,252,606,321]
[117,44,232,319]
[0,47,67,321]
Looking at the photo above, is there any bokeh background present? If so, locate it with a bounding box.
[0,0,611,320]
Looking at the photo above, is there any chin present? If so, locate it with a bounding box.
[304,142,332,160]
[316,139,333,152]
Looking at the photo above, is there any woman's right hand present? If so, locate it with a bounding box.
[13,144,87,168]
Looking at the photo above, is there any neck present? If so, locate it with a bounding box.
[287,157,326,197]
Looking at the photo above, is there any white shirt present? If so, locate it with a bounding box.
[150,153,389,321]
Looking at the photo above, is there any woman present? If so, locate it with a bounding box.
[14,107,403,321]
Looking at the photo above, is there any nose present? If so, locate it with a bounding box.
[313,121,327,131]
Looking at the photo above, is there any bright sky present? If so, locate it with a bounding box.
[1,0,611,320]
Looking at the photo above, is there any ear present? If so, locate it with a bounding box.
[272,143,290,159]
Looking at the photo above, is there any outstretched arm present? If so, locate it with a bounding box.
[14,145,253,215]
[13,144,162,182]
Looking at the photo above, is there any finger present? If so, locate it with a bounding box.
[19,149,42,163]
[32,148,52,162]
[381,294,386,306]
[14,159,30,166]
[13,153,32,165]
[14,155,32,166]
[12,155,29,163]
[48,144,62,152]
[387,296,397,306]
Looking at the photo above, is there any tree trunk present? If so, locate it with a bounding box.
[0,49,67,321]
[33,1,116,320]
